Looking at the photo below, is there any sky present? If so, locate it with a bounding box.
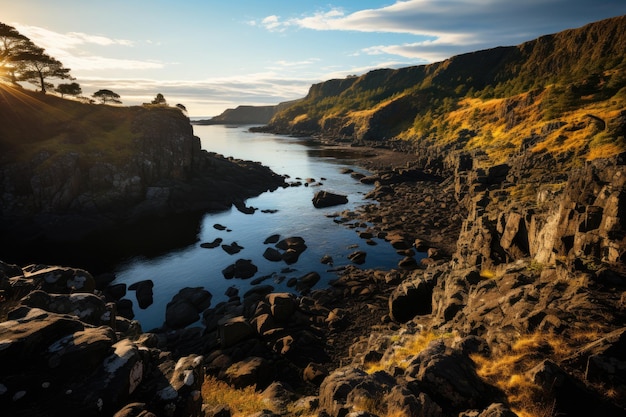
[2,1,626,116]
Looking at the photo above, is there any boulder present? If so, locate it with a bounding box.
[223,356,274,390]
[266,293,296,322]
[22,265,96,294]
[281,249,302,265]
[320,255,334,265]
[20,290,108,326]
[46,326,117,374]
[404,341,501,411]
[222,242,244,255]
[296,272,321,293]
[69,339,150,416]
[384,385,443,417]
[104,283,127,301]
[218,316,255,348]
[117,299,135,320]
[222,259,258,279]
[318,367,395,417]
[276,237,307,252]
[528,359,626,416]
[165,287,212,329]
[275,237,307,265]
[348,251,367,265]
[128,280,154,309]
[200,238,223,249]
[153,355,204,417]
[398,256,419,270]
[263,247,283,262]
[389,275,436,323]
[0,307,85,372]
[250,313,278,337]
[263,234,281,244]
[261,381,297,414]
[312,191,348,208]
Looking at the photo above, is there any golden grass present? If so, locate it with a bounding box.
[480,269,497,279]
[0,84,189,168]
[291,113,310,125]
[471,330,610,417]
[402,86,626,168]
[201,375,270,416]
[365,331,454,374]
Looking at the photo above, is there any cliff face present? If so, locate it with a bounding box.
[0,86,285,242]
[195,100,299,125]
[452,152,626,271]
[262,15,626,171]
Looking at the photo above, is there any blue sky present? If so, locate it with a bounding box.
[3,0,626,116]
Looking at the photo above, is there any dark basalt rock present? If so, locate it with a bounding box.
[263,247,283,262]
[128,280,154,309]
[348,250,367,265]
[222,242,244,255]
[200,238,223,248]
[222,259,258,279]
[312,191,348,208]
[389,275,436,323]
[165,287,212,329]
[296,272,321,293]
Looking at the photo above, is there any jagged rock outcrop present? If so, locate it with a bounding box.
[0,262,204,417]
[453,153,626,270]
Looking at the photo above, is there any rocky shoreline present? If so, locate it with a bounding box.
[1,143,625,416]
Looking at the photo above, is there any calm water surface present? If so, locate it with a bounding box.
[113,125,411,330]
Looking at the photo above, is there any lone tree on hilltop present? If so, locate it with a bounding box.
[93,89,122,104]
[176,103,187,114]
[55,82,82,98]
[151,93,167,105]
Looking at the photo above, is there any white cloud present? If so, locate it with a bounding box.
[261,15,287,32]
[257,0,626,61]
[77,72,318,116]
[12,23,163,71]
[14,24,134,50]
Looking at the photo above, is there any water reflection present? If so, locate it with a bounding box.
[112,125,408,330]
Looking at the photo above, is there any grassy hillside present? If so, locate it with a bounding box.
[0,84,186,168]
[266,15,626,167]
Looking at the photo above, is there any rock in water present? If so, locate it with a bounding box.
[312,191,348,208]
[348,251,367,265]
[222,259,258,279]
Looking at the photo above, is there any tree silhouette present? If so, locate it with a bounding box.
[93,89,122,104]
[55,82,82,98]
[0,23,39,84]
[0,23,74,93]
[151,93,167,105]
